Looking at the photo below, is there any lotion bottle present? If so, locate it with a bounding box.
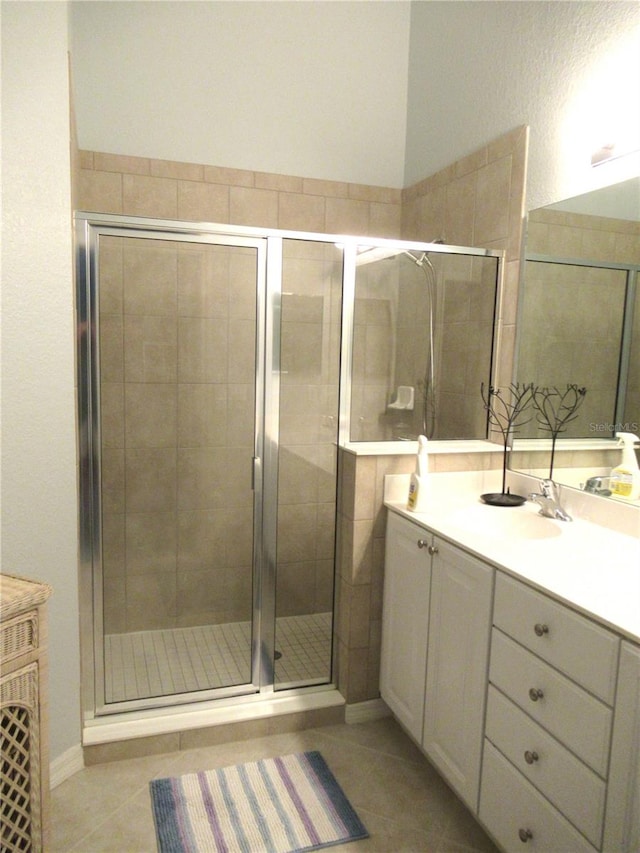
[407,435,429,511]
[610,432,640,501]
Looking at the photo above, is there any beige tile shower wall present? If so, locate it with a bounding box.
[277,241,343,619]
[77,151,403,238]
[350,260,399,442]
[99,238,257,634]
[394,253,498,440]
[401,125,528,394]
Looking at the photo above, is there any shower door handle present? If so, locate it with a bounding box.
[252,456,262,491]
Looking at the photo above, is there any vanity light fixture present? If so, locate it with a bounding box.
[591,141,640,166]
[591,143,617,166]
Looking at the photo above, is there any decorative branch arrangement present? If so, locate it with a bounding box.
[532,385,588,479]
[481,382,536,505]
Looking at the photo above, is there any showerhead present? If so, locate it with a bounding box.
[403,238,446,267]
[355,246,402,266]
[356,238,446,267]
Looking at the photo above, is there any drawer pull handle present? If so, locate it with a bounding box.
[524,750,539,764]
[518,828,533,843]
[428,544,438,556]
[528,687,544,702]
[534,623,549,637]
[417,539,429,549]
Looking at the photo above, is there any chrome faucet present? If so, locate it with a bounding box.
[528,479,572,521]
[583,475,612,496]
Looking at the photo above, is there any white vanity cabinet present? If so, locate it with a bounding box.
[604,640,640,852]
[422,536,493,810]
[381,510,494,810]
[480,573,619,852]
[380,510,432,742]
[382,495,640,853]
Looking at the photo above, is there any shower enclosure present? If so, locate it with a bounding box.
[77,213,503,722]
[77,214,343,716]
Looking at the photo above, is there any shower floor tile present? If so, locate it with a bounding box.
[104,612,332,704]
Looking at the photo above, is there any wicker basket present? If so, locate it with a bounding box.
[0,572,52,852]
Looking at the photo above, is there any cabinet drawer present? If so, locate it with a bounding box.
[485,685,605,848]
[494,573,618,703]
[480,740,596,853]
[489,629,612,775]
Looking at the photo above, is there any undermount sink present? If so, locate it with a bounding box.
[447,503,563,540]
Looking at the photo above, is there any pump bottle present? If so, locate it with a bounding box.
[610,432,640,501]
[407,435,429,511]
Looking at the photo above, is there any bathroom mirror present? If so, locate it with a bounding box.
[511,176,640,501]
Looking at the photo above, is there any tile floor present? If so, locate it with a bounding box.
[51,716,500,852]
[105,613,333,703]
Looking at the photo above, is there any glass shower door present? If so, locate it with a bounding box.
[273,239,343,689]
[94,232,262,708]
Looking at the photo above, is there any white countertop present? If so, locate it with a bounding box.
[385,472,640,644]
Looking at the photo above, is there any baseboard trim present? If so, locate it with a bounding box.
[50,743,84,788]
[345,698,391,724]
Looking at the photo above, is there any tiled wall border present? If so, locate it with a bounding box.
[76,151,403,239]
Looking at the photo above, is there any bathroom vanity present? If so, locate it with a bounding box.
[381,475,640,853]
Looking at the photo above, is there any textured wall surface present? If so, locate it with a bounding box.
[405,1,640,209]
[1,2,80,759]
[69,1,411,187]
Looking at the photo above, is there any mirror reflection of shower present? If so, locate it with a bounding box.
[351,242,500,442]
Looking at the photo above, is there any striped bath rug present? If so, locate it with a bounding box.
[149,750,369,853]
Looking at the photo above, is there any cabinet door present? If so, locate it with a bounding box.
[604,641,640,853]
[423,538,493,812]
[380,511,431,743]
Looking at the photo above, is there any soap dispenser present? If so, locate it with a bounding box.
[610,432,640,501]
[407,435,429,512]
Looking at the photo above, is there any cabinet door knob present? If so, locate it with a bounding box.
[428,544,439,556]
[518,828,533,843]
[528,687,544,702]
[417,539,429,549]
[534,623,549,637]
[524,750,539,764]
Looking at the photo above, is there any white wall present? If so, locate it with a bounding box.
[70,0,411,187]
[405,1,640,211]
[1,2,81,760]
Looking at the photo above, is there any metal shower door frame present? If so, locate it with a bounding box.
[75,212,282,718]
